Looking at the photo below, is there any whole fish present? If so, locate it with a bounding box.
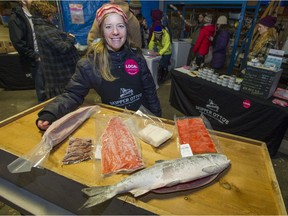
[81,153,230,208]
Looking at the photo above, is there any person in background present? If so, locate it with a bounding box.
[186,13,204,66]
[8,0,46,103]
[192,14,216,67]
[87,0,141,48]
[248,15,278,63]
[136,13,148,48]
[30,1,79,99]
[210,15,231,71]
[148,25,172,84]
[129,0,142,16]
[148,9,164,44]
[36,3,161,131]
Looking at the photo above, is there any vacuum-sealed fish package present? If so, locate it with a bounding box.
[62,137,94,165]
[176,116,220,156]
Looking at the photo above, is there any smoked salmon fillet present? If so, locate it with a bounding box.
[101,117,145,176]
[176,117,217,154]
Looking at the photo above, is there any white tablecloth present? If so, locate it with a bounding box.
[172,39,191,68]
[144,55,161,89]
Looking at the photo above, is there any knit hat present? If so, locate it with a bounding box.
[129,0,142,9]
[259,15,277,28]
[154,25,162,33]
[217,15,228,25]
[204,14,213,23]
[151,9,163,21]
[96,3,128,26]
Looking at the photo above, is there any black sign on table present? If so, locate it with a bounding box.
[241,66,283,99]
[169,69,288,156]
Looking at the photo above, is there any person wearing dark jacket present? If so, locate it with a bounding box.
[211,15,231,70]
[30,1,79,99]
[8,0,46,102]
[36,3,161,131]
[192,14,216,67]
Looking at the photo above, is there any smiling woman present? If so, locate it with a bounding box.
[36,3,161,131]
[102,14,127,52]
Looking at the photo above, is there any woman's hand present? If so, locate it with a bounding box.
[37,120,51,131]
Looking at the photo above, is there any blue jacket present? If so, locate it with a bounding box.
[37,47,161,124]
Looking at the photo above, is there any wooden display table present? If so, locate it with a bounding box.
[0,102,286,215]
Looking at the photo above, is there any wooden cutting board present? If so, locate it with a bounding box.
[0,102,286,215]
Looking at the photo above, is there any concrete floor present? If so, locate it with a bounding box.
[0,81,288,214]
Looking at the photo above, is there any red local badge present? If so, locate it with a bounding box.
[124,59,139,75]
[243,99,251,109]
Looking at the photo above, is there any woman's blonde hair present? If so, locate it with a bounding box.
[85,14,139,81]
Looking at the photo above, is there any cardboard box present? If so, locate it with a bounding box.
[4,41,15,53]
[240,66,283,99]
[0,41,6,54]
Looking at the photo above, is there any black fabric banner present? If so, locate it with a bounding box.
[170,69,288,156]
[0,54,34,90]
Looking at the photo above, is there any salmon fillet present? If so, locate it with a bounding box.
[101,117,145,176]
[176,117,217,154]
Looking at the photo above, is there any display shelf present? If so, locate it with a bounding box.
[162,0,261,74]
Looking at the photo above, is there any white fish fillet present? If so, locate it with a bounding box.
[81,153,230,208]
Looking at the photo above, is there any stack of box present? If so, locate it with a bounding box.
[0,41,16,54]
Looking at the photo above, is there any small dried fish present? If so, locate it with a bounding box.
[62,138,93,165]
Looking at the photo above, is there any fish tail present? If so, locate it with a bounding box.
[82,185,110,196]
[80,185,117,208]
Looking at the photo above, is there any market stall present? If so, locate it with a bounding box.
[0,102,286,215]
[169,68,288,156]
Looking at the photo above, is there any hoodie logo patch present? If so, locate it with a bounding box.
[124,59,139,75]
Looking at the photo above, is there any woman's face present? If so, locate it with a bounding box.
[198,15,204,23]
[257,24,268,35]
[102,13,127,52]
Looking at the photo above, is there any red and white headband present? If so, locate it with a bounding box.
[96,4,128,26]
